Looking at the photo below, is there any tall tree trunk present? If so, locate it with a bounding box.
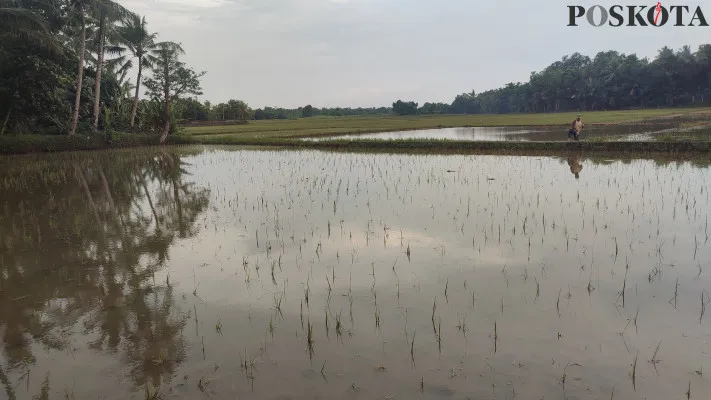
[69,9,86,136]
[141,178,160,230]
[0,106,10,136]
[99,167,127,242]
[98,168,117,213]
[92,14,106,132]
[130,56,143,131]
[171,172,185,237]
[159,61,171,144]
[75,165,103,231]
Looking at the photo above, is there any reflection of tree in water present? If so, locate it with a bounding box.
[0,150,210,396]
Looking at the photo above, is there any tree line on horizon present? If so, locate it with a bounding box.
[2,0,711,139]
[167,43,711,121]
[426,44,711,116]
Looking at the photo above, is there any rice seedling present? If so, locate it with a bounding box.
[410,331,416,365]
[559,362,582,391]
[650,341,663,374]
[307,318,314,360]
[335,310,344,339]
[300,300,304,330]
[3,147,710,400]
[444,279,449,303]
[436,317,442,354]
[670,277,679,309]
[456,314,468,338]
[273,293,284,318]
[631,352,639,391]
[493,321,498,354]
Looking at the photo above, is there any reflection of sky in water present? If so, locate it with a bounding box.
[303,127,542,141]
[161,149,711,398]
[178,150,710,287]
[3,148,711,399]
[301,123,693,142]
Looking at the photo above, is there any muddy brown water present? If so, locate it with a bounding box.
[1,146,710,399]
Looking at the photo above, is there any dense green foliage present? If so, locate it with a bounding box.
[398,45,711,115]
[242,44,711,119]
[392,100,419,116]
[0,0,205,138]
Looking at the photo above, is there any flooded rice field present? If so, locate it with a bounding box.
[303,127,542,142]
[1,146,710,399]
[302,121,710,142]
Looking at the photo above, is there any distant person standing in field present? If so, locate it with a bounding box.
[568,114,584,140]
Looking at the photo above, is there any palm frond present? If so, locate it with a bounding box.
[91,0,134,22]
[117,13,157,58]
[0,7,62,55]
[0,7,50,35]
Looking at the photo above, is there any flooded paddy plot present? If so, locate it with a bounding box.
[302,121,705,142]
[1,147,710,399]
[302,127,543,142]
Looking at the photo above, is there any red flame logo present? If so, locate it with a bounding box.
[654,2,663,25]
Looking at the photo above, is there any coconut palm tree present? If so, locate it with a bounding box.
[66,0,131,136]
[90,1,131,132]
[144,41,204,144]
[118,14,157,131]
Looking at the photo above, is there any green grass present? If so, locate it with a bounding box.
[0,132,184,154]
[184,108,711,140]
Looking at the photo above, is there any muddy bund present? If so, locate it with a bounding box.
[1,146,710,399]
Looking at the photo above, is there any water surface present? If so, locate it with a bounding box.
[302,122,689,142]
[1,147,710,399]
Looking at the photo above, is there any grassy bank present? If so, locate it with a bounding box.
[0,133,184,154]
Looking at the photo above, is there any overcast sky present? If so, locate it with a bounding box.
[120,0,709,108]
